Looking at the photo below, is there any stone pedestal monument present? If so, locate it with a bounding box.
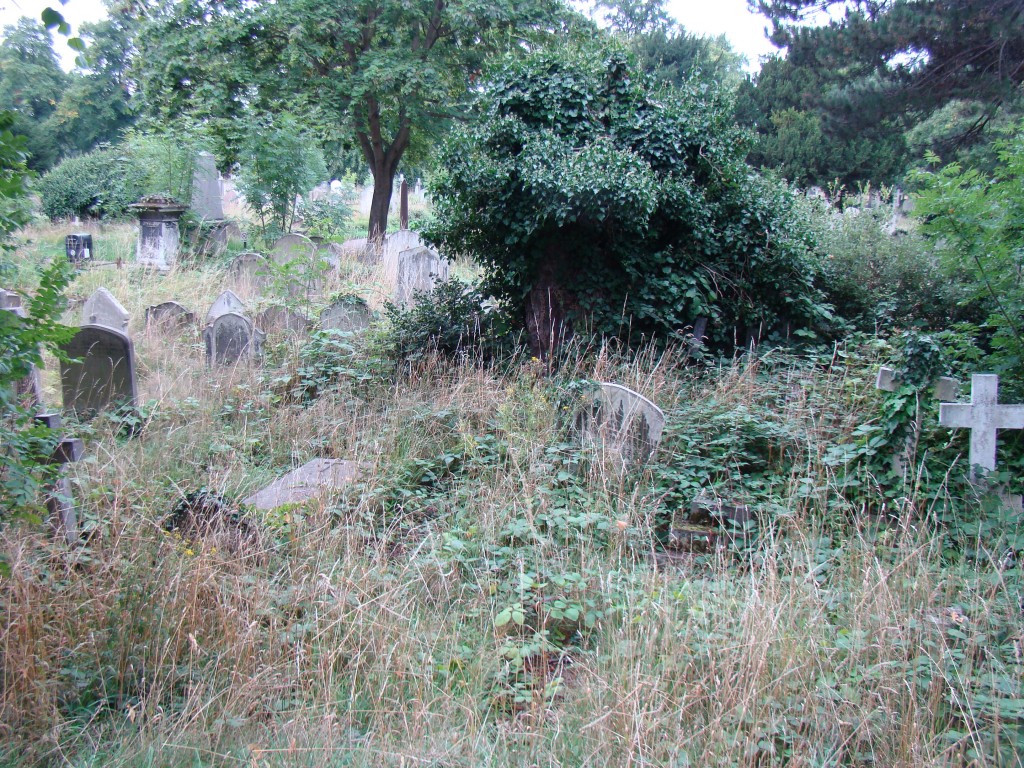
[130,196,188,270]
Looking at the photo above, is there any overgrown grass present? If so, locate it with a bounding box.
[1,223,1022,766]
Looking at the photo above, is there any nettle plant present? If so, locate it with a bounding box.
[427,46,833,353]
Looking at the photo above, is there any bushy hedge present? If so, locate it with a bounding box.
[37,146,147,220]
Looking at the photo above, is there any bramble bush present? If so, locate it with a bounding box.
[37,145,146,220]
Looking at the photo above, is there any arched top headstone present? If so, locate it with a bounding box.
[227,251,271,289]
[320,297,371,332]
[393,245,449,307]
[577,382,665,467]
[82,287,130,331]
[271,233,316,265]
[59,324,137,419]
[145,301,195,331]
[256,305,309,336]
[205,290,246,325]
[203,311,265,366]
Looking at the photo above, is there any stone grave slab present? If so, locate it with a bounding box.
[320,298,371,332]
[578,382,666,466]
[205,289,246,325]
[145,301,195,331]
[204,312,265,366]
[82,287,129,331]
[242,459,361,510]
[256,305,309,335]
[60,325,137,419]
[393,245,449,307]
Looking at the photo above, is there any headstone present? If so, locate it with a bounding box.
[308,182,331,202]
[876,366,960,476]
[393,245,449,307]
[382,229,421,264]
[35,411,83,544]
[205,289,246,325]
[81,287,130,332]
[578,382,666,466]
[65,233,93,264]
[256,305,308,336]
[334,237,371,264]
[226,251,271,289]
[320,297,371,332]
[271,233,317,266]
[191,151,224,221]
[130,197,188,270]
[0,289,21,309]
[203,312,265,366]
[60,325,137,419]
[242,459,361,510]
[145,301,195,331]
[939,374,1024,481]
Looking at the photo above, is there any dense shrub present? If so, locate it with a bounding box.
[38,146,146,219]
[427,46,832,353]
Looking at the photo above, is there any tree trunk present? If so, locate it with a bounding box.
[525,245,579,358]
[367,169,394,245]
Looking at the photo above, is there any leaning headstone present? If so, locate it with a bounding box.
[320,297,371,332]
[227,251,271,290]
[145,301,194,331]
[203,312,265,366]
[60,325,138,419]
[256,305,308,336]
[82,287,130,332]
[205,289,246,325]
[876,366,959,475]
[577,382,666,467]
[242,459,361,510]
[393,245,449,307]
[191,151,224,221]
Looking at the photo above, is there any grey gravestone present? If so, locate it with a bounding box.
[145,301,194,331]
[382,229,421,264]
[256,305,308,335]
[578,382,666,467]
[939,374,1024,480]
[205,289,246,325]
[36,411,83,544]
[204,312,265,366]
[242,459,361,510]
[82,287,130,331]
[1,295,41,406]
[393,245,449,307]
[191,151,224,221]
[131,198,187,270]
[1,289,22,309]
[320,298,371,332]
[60,325,137,419]
[334,237,372,264]
[271,233,317,266]
[227,251,271,290]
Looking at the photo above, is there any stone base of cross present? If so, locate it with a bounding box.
[939,374,1024,511]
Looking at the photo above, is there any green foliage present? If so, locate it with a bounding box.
[235,115,327,240]
[37,145,146,220]
[912,130,1024,396]
[123,125,204,205]
[296,197,353,242]
[379,278,517,366]
[427,46,831,351]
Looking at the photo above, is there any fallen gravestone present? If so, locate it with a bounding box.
[205,289,246,325]
[60,325,138,418]
[320,297,371,332]
[392,245,449,307]
[145,301,195,331]
[577,382,666,467]
[242,459,361,510]
[82,287,129,332]
[204,312,265,366]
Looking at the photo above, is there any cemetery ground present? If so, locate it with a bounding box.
[2,222,1024,766]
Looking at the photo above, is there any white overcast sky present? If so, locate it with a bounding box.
[0,0,780,71]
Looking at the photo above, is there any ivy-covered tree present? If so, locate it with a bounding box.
[135,0,574,240]
[426,46,831,354]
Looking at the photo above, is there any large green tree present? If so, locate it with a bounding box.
[136,0,573,240]
[427,46,830,354]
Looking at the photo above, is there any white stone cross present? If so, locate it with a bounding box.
[939,374,1024,480]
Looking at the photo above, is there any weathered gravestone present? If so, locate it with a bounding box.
[393,246,449,308]
[876,366,960,476]
[242,459,361,510]
[82,287,130,331]
[205,289,246,325]
[191,151,224,221]
[0,289,21,309]
[577,382,666,467]
[226,251,270,290]
[382,229,421,264]
[271,234,322,294]
[256,305,308,336]
[939,374,1024,482]
[130,197,187,270]
[60,325,138,419]
[145,301,194,331]
[35,411,83,544]
[204,312,265,366]
[320,297,371,332]
[333,237,371,264]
